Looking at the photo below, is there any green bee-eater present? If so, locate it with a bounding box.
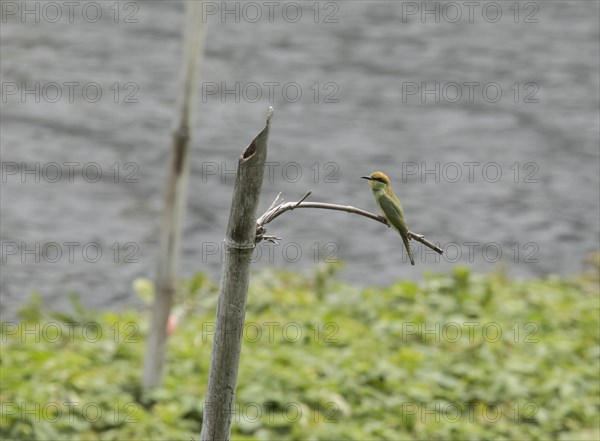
[362,171,415,265]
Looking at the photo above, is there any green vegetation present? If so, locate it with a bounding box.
[2,263,599,440]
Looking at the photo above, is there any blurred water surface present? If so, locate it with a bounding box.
[1,1,599,316]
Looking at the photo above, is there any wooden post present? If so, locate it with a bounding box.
[143,2,206,392]
[200,108,273,440]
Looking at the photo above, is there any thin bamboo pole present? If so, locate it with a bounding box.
[143,2,206,392]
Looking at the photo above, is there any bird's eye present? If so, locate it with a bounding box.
[375,178,386,183]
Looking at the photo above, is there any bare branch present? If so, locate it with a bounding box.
[256,193,443,255]
[292,190,313,209]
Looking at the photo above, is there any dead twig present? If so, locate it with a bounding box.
[256,192,443,255]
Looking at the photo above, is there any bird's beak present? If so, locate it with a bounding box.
[361,176,372,180]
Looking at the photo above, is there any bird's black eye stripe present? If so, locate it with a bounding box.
[375,177,386,183]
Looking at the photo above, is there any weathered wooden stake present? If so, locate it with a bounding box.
[200,108,273,440]
[143,2,206,392]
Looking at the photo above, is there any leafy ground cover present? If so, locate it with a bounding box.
[1,262,599,440]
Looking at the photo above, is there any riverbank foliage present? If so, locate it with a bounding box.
[2,262,599,440]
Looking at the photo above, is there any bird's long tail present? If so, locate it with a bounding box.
[401,234,415,265]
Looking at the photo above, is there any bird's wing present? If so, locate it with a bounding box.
[377,193,409,236]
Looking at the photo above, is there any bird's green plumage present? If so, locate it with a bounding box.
[376,191,415,265]
[376,192,408,236]
[365,172,415,266]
